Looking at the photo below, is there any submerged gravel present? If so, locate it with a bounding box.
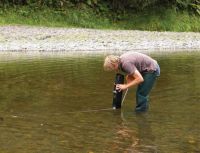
[0,25,199,52]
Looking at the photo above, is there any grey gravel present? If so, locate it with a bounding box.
[0,25,200,53]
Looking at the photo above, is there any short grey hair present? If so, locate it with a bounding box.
[104,55,120,71]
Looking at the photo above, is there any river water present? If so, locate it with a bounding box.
[0,51,199,153]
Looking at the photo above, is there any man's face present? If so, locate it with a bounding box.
[113,63,119,72]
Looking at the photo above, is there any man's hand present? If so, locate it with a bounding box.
[116,70,143,91]
[116,84,128,91]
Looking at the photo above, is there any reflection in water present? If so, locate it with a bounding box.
[134,113,157,153]
[108,111,157,153]
[0,52,200,153]
[105,110,139,153]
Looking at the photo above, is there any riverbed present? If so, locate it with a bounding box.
[0,52,199,153]
[0,26,200,152]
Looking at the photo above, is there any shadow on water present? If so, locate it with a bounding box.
[0,51,200,153]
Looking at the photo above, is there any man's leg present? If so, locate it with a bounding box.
[135,72,157,112]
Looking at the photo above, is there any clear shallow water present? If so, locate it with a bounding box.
[0,52,199,153]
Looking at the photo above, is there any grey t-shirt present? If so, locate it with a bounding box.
[119,52,158,75]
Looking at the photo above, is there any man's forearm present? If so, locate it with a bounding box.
[126,78,141,88]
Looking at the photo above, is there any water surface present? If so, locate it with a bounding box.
[0,52,199,153]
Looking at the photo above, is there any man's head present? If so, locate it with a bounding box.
[104,55,120,71]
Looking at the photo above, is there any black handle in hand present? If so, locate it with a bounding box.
[112,73,124,109]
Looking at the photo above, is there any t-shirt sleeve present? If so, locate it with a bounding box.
[122,62,136,75]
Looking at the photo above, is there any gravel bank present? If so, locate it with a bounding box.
[0,25,200,53]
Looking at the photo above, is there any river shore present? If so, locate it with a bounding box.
[0,25,199,53]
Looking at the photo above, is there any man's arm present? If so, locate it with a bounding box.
[116,70,144,91]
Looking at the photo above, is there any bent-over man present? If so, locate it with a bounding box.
[104,52,160,112]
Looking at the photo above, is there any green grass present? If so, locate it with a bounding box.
[0,6,199,31]
[0,7,111,28]
[116,8,200,32]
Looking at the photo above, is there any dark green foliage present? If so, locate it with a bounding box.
[180,0,200,15]
[0,0,199,31]
[160,0,200,15]
[0,0,199,14]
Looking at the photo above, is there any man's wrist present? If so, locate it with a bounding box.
[125,84,129,89]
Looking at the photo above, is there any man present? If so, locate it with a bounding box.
[104,52,160,112]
